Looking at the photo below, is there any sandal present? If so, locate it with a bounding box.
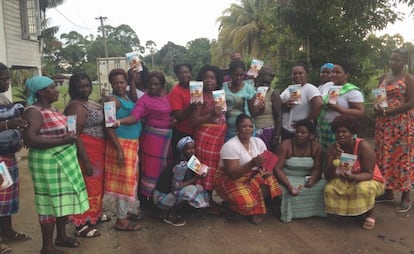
[114,220,142,231]
[161,213,186,227]
[54,237,80,248]
[0,244,12,254]
[396,202,413,213]
[98,214,111,223]
[2,231,31,241]
[362,217,375,230]
[75,225,101,238]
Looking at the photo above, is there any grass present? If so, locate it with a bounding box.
[12,84,102,112]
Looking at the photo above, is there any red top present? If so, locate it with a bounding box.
[168,83,194,135]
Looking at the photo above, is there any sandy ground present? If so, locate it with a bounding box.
[4,149,414,254]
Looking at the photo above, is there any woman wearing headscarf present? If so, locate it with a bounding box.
[0,63,31,254]
[23,76,89,254]
[153,136,209,227]
[318,62,334,87]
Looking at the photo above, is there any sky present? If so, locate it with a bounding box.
[47,0,414,52]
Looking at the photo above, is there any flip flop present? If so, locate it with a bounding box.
[0,244,12,254]
[98,214,111,223]
[1,232,31,241]
[54,237,80,248]
[162,214,186,227]
[75,225,101,238]
[396,202,413,213]
[114,220,142,231]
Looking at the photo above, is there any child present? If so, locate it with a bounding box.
[153,136,209,226]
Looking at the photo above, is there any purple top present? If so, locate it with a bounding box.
[131,94,172,129]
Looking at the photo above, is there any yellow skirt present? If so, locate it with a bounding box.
[324,178,384,216]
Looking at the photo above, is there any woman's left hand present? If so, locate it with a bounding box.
[8,117,28,129]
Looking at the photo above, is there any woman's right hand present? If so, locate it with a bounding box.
[83,160,94,176]
[250,154,265,168]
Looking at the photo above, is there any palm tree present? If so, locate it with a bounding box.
[215,0,273,64]
[39,0,65,19]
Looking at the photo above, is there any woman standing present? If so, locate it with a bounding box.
[23,76,89,254]
[318,62,334,87]
[280,62,323,140]
[190,65,226,214]
[223,60,257,140]
[325,115,384,229]
[168,64,195,163]
[374,48,414,212]
[274,119,326,223]
[104,69,142,231]
[0,63,30,254]
[215,114,282,225]
[64,73,107,237]
[117,71,172,203]
[253,66,282,150]
[318,62,364,149]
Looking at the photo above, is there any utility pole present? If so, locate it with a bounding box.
[95,16,108,58]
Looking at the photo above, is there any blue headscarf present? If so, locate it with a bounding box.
[25,76,54,105]
[320,63,334,73]
[177,136,194,151]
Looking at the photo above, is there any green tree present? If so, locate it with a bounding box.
[214,0,273,65]
[270,0,399,89]
[155,42,189,76]
[186,38,212,76]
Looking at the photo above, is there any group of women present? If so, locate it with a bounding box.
[0,47,412,253]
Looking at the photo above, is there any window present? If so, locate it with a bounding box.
[20,0,41,40]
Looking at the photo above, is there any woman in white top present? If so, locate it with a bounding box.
[280,62,323,140]
[215,114,282,225]
[318,61,365,149]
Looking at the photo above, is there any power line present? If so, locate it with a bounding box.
[53,7,94,30]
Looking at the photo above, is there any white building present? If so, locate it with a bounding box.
[0,0,42,101]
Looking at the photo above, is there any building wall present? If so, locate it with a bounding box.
[1,0,42,101]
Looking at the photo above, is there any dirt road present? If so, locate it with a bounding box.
[5,149,414,254]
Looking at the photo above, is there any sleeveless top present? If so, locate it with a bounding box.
[255,88,275,129]
[82,100,105,139]
[284,139,315,176]
[351,138,384,183]
[26,105,67,138]
[113,94,142,139]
